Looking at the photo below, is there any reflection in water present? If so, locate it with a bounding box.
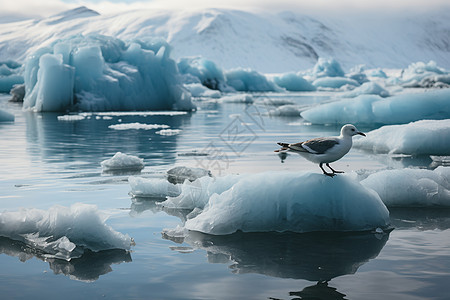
[286,281,348,300]
[389,207,450,230]
[0,236,131,282]
[165,230,389,282]
[23,111,192,168]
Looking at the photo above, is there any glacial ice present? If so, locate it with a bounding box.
[178,57,227,91]
[312,77,360,89]
[0,109,14,122]
[166,166,213,184]
[101,152,144,172]
[185,83,221,98]
[400,61,450,88]
[128,176,181,198]
[156,129,182,136]
[22,34,194,112]
[361,167,450,207]
[341,82,389,98]
[301,89,450,125]
[267,104,302,117]
[273,72,316,91]
[225,68,279,92]
[219,94,254,103]
[310,58,345,78]
[108,123,170,130]
[353,120,450,155]
[0,60,23,93]
[182,172,390,235]
[0,203,132,260]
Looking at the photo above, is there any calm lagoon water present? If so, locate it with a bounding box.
[1,93,449,299]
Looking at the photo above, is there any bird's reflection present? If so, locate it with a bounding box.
[0,236,131,282]
[165,230,390,282]
[288,281,347,300]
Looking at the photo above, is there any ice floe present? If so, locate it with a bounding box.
[273,72,316,92]
[361,167,450,207]
[101,152,144,172]
[225,68,279,92]
[354,120,450,155]
[301,89,450,125]
[0,203,132,261]
[108,123,170,130]
[181,172,389,234]
[166,166,212,184]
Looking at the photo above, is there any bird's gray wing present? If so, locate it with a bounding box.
[296,137,339,154]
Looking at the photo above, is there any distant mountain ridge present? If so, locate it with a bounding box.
[0,6,449,73]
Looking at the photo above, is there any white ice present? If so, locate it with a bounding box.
[361,167,450,207]
[341,82,389,98]
[353,120,450,156]
[0,203,132,260]
[301,89,450,125]
[156,129,182,136]
[183,172,390,235]
[101,152,144,172]
[108,123,170,130]
[129,176,181,198]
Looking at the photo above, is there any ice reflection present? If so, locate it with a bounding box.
[23,111,192,167]
[165,230,389,282]
[0,236,131,282]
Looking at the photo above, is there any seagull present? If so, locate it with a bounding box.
[274,124,366,177]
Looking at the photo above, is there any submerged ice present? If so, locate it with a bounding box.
[22,34,194,112]
[0,203,132,260]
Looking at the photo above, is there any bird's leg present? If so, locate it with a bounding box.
[326,163,344,174]
[320,163,335,177]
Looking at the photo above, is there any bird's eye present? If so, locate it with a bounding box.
[351,128,355,131]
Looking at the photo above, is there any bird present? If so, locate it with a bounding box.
[274,124,366,177]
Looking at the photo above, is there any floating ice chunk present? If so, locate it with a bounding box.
[57,114,86,121]
[184,172,390,235]
[156,129,182,136]
[400,61,447,88]
[129,176,181,198]
[301,89,450,125]
[0,203,132,260]
[311,58,345,78]
[354,120,450,155]
[312,77,359,89]
[108,123,170,130]
[166,166,212,184]
[161,174,241,209]
[0,109,14,122]
[361,167,450,207]
[9,84,25,102]
[273,72,316,91]
[219,94,254,103]
[185,83,221,98]
[225,68,279,92]
[367,68,388,78]
[178,57,227,91]
[101,152,144,171]
[341,82,389,98]
[268,104,302,117]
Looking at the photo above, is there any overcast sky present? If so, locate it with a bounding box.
[2,0,450,22]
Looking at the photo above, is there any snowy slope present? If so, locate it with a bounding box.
[1,6,450,73]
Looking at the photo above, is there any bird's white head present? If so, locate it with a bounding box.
[341,124,366,137]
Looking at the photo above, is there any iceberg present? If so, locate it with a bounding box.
[301,89,450,125]
[341,82,389,98]
[181,172,389,235]
[361,167,450,207]
[22,34,194,112]
[267,104,302,117]
[128,176,181,198]
[310,58,345,78]
[312,77,360,89]
[273,72,316,91]
[219,94,254,103]
[0,109,14,122]
[0,203,132,261]
[0,60,23,93]
[225,68,279,92]
[184,83,221,98]
[166,166,212,184]
[101,152,144,172]
[354,120,450,156]
[400,61,450,88]
[178,57,227,91]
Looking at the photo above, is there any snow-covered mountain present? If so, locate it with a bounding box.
[1,6,449,73]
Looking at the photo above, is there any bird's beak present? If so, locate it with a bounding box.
[357,131,366,137]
